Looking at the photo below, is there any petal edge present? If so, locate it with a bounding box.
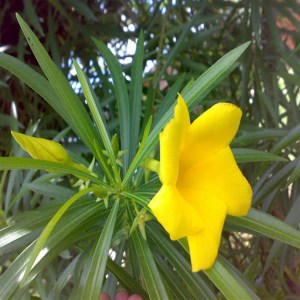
[159,94,190,184]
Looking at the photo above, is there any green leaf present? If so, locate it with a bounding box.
[25,182,75,201]
[154,256,191,300]
[106,259,148,299]
[182,41,251,106]
[0,243,34,299]
[251,0,261,45]
[24,200,108,286]
[80,200,119,300]
[128,31,144,163]
[253,159,298,204]
[73,60,120,184]
[232,148,288,163]
[47,255,80,299]
[123,192,150,208]
[15,14,103,166]
[64,0,97,21]
[24,0,44,36]
[234,128,287,146]
[0,157,109,188]
[92,37,131,173]
[127,205,169,299]
[148,224,217,300]
[286,160,300,186]
[271,124,300,154]
[123,116,153,187]
[0,53,69,123]
[257,91,278,126]
[204,257,259,300]
[20,187,94,284]
[226,208,300,248]
[0,212,49,255]
[153,12,200,87]
[263,194,300,273]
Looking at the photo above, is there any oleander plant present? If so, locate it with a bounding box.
[0,1,299,299]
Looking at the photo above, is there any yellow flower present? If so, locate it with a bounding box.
[148,94,252,272]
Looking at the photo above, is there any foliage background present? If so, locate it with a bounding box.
[0,0,299,299]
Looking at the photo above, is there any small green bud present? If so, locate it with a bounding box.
[92,185,107,198]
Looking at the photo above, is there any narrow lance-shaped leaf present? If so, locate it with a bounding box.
[64,0,97,20]
[253,159,298,204]
[271,123,300,154]
[124,116,152,187]
[15,14,106,171]
[92,37,131,173]
[148,224,217,300]
[20,187,95,285]
[262,194,300,273]
[232,148,288,163]
[80,200,119,300]
[154,11,201,87]
[47,255,80,299]
[226,208,300,249]
[0,157,110,188]
[285,160,300,187]
[23,0,44,36]
[183,41,250,106]
[73,60,121,184]
[204,257,259,300]
[234,129,287,146]
[22,201,109,287]
[127,204,169,299]
[154,256,190,300]
[106,259,148,299]
[0,53,69,126]
[0,243,35,299]
[128,31,144,163]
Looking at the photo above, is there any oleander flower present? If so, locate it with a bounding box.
[148,94,252,272]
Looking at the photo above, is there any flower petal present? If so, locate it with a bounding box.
[159,94,190,184]
[187,198,227,272]
[178,147,252,216]
[181,103,242,168]
[148,185,203,240]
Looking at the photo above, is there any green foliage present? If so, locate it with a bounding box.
[0,1,299,299]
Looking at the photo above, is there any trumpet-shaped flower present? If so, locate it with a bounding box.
[148,94,252,272]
